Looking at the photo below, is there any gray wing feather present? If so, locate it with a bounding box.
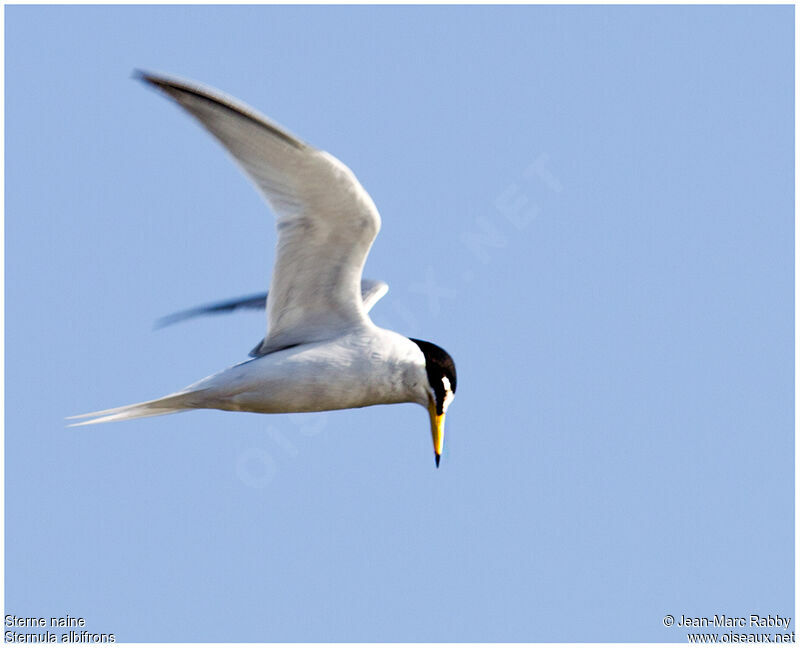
[155,293,268,329]
[156,279,388,330]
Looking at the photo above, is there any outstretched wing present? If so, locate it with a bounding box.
[155,293,268,329]
[139,72,381,354]
[155,279,389,329]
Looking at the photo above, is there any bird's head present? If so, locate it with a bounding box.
[409,338,457,468]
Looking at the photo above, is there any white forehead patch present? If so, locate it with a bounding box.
[441,376,454,410]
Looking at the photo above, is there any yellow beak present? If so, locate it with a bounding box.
[428,401,446,468]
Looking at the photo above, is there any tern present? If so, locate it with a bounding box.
[70,72,457,467]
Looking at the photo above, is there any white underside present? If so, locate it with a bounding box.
[70,326,430,425]
[191,326,429,413]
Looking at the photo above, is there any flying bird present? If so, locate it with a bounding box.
[70,72,457,467]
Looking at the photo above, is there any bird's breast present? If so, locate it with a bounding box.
[198,329,427,415]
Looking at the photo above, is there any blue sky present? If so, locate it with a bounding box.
[5,5,793,642]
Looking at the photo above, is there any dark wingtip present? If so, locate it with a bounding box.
[152,309,199,330]
[152,316,174,331]
[132,68,153,83]
[133,69,173,93]
[435,454,441,468]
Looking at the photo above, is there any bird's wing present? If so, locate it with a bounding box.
[359,278,390,311]
[139,72,381,354]
[155,279,388,329]
[155,293,267,329]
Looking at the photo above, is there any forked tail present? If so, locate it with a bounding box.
[67,390,202,426]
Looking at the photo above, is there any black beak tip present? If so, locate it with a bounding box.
[435,453,441,468]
